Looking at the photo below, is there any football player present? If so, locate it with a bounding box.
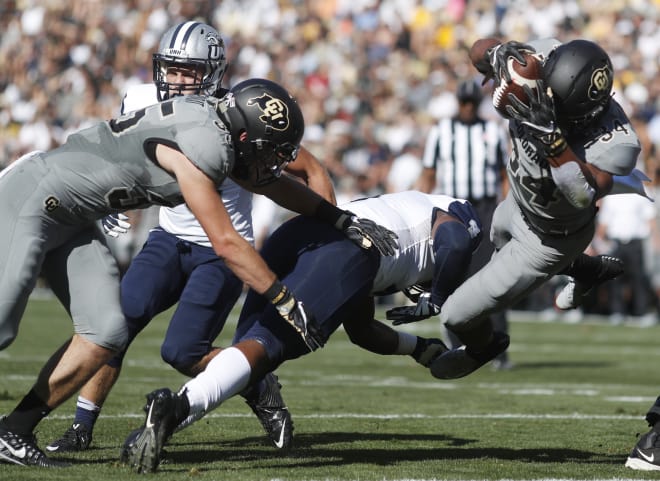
[121,190,484,473]
[46,21,335,455]
[420,38,640,379]
[0,78,397,468]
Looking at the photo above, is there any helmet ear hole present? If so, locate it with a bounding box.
[239,130,248,142]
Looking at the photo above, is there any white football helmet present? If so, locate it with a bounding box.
[153,21,227,101]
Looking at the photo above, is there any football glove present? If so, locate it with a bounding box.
[337,211,399,256]
[505,83,567,159]
[101,213,131,238]
[271,284,324,352]
[487,41,536,84]
[386,292,440,326]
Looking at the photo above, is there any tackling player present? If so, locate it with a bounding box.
[46,21,335,455]
[0,78,397,468]
[120,190,484,473]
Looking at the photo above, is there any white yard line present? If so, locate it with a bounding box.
[43,412,645,421]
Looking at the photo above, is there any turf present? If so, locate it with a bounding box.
[1,297,659,480]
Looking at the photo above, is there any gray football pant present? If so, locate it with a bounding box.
[0,164,127,351]
[440,193,595,331]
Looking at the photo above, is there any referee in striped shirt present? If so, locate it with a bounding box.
[417,79,513,370]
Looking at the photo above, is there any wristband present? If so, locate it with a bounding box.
[315,200,346,228]
[264,279,288,305]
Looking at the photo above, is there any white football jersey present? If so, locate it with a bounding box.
[120,83,254,247]
[343,191,470,294]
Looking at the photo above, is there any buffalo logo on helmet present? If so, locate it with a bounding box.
[588,66,612,101]
[206,32,224,60]
[246,93,289,131]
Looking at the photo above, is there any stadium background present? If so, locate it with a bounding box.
[1,0,660,319]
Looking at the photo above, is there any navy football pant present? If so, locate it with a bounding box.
[234,216,380,367]
[113,228,243,370]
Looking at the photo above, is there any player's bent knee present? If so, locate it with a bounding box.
[160,340,206,372]
[80,314,129,353]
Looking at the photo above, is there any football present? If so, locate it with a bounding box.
[492,52,543,118]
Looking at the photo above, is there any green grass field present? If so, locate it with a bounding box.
[1,297,659,480]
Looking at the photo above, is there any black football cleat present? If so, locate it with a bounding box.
[245,373,294,450]
[0,420,69,467]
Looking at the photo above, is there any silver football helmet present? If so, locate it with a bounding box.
[153,21,227,101]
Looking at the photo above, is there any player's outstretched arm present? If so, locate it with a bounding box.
[283,145,337,205]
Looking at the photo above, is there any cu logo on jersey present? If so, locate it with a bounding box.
[588,66,612,100]
[246,94,289,131]
[44,195,60,212]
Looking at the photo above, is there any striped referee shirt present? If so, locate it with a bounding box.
[422,117,507,202]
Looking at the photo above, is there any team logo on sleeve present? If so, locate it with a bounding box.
[246,94,289,131]
[44,195,60,212]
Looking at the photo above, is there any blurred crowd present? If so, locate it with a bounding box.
[1,0,660,322]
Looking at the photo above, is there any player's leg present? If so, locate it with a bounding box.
[124,221,379,472]
[343,297,448,367]
[48,228,187,452]
[160,246,242,376]
[554,253,624,310]
[432,195,594,378]
[2,228,126,467]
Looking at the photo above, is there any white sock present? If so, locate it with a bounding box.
[178,347,252,429]
[395,331,418,355]
[77,395,101,412]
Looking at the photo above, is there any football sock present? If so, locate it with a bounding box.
[394,331,418,355]
[180,347,251,424]
[1,389,51,435]
[73,396,101,431]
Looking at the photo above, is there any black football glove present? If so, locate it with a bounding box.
[337,211,399,256]
[386,292,440,326]
[487,41,536,84]
[505,83,568,159]
[271,285,324,352]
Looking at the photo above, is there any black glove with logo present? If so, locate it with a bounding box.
[336,210,399,256]
[487,41,536,84]
[505,83,567,159]
[266,281,324,352]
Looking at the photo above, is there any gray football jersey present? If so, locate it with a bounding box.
[507,39,642,235]
[38,95,233,223]
[507,100,640,235]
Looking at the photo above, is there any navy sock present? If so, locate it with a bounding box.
[73,397,101,431]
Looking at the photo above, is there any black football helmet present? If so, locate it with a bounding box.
[456,79,483,104]
[219,78,304,186]
[153,21,227,101]
[543,39,613,126]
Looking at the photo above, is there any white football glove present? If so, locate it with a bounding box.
[101,213,131,238]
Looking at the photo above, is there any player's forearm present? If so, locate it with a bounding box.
[547,147,612,207]
[285,147,337,205]
[211,233,277,294]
